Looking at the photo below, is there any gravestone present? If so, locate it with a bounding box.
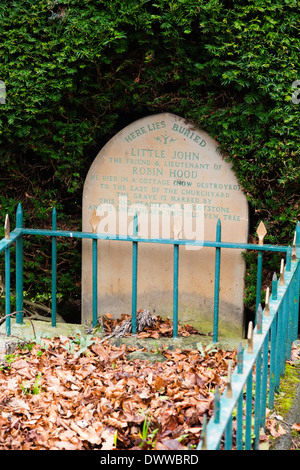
[82,113,249,335]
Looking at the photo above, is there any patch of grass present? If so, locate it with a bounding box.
[20,372,43,395]
[274,363,300,417]
[0,353,20,370]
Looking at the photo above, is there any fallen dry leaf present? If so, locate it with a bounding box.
[70,421,102,445]
[268,422,287,438]
[101,428,116,450]
[155,438,185,450]
[277,424,287,436]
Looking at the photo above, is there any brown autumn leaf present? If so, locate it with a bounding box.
[137,331,151,338]
[289,345,300,362]
[149,331,160,339]
[104,313,113,319]
[101,428,116,450]
[155,438,185,450]
[291,423,300,432]
[268,422,287,438]
[91,340,111,362]
[10,359,30,370]
[122,411,145,425]
[154,375,165,391]
[110,344,127,361]
[0,328,236,450]
[102,416,127,430]
[51,440,80,450]
[277,424,287,436]
[70,421,102,445]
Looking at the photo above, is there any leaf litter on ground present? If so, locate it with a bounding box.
[0,316,238,450]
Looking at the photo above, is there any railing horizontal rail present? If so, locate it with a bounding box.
[0,229,22,254]
[0,206,299,451]
[22,228,289,252]
[197,257,300,450]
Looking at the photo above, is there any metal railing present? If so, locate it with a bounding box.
[197,226,300,450]
[1,205,300,452]
[0,204,296,340]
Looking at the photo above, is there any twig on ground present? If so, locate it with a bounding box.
[0,310,36,338]
[98,309,156,343]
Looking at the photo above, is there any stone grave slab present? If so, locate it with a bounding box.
[82,113,249,335]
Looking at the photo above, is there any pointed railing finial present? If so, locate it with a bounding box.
[279,258,285,286]
[272,272,278,300]
[256,221,267,245]
[257,303,263,333]
[247,321,253,353]
[4,214,10,239]
[264,287,270,316]
[173,215,182,240]
[89,209,100,233]
[286,246,292,271]
[226,360,233,398]
[16,203,23,229]
[296,222,300,259]
[292,231,297,260]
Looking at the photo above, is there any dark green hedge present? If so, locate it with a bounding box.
[0,0,299,313]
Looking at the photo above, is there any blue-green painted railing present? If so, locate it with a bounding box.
[197,226,300,450]
[0,204,298,340]
[1,204,300,450]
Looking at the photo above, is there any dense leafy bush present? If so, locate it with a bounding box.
[0,0,299,314]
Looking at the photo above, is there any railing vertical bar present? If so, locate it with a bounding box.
[4,215,11,335]
[283,290,289,366]
[286,246,292,272]
[213,219,221,342]
[173,243,179,339]
[213,386,220,424]
[131,213,138,334]
[296,222,300,258]
[236,392,243,450]
[279,300,286,377]
[274,305,282,390]
[51,208,57,327]
[293,262,300,339]
[272,273,278,300]
[15,203,24,324]
[92,238,98,328]
[285,281,292,361]
[290,275,296,342]
[224,416,232,450]
[278,296,285,376]
[255,252,263,322]
[253,350,262,450]
[5,247,11,335]
[200,415,207,450]
[236,346,244,450]
[245,371,253,450]
[291,263,298,332]
[268,315,277,409]
[260,334,269,428]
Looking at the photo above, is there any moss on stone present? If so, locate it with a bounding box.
[274,363,300,418]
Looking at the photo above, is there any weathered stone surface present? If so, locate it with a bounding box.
[125,350,167,363]
[0,319,246,355]
[82,113,249,334]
